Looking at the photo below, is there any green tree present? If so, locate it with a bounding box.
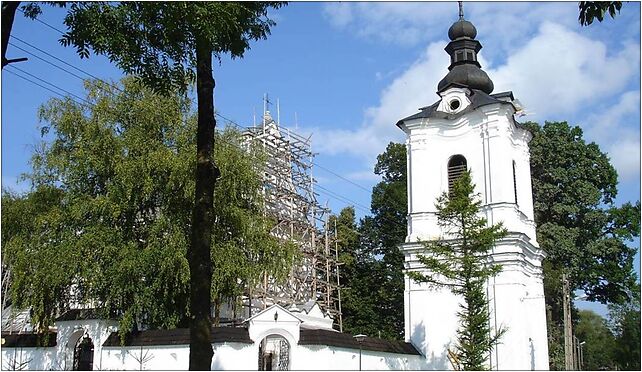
[524,121,640,369]
[409,171,507,370]
[575,310,617,370]
[609,284,641,370]
[579,1,622,26]
[337,143,407,340]
[367,142,407,339]
[328,207,360,332]
[2,78,293,346]
[57,3,285,368]
[614,309,641,370]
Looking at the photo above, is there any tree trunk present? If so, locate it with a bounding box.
[188,34,218,370]
[1,1,20,69]
[213,297,221,327]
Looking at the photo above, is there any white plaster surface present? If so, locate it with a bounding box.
[400,87,549,370]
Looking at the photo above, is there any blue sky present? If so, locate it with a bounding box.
[1,2,640,316]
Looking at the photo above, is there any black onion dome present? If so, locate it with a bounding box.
[438,64,494,94]
[448,19,477,40]
[437,15,494,95]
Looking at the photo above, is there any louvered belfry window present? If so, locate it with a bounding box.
[448,155,467,194]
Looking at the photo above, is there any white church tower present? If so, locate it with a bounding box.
[397,8,549,371]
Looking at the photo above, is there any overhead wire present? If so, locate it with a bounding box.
[5,64,376,217]
[6,16,411,233]
[5,65,92,107]
[10,11,381,199]
[10,35,105,83]
[8,41,89,81]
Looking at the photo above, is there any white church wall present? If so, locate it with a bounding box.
[99,342,255,370]
[293,344,427,370]
[400,82,548,369]
[1,346,58,370]
[55,319,119,370]
[404,274,459,370]
[101,344,188,370]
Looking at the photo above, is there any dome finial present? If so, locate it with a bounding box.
[458,1,464,20]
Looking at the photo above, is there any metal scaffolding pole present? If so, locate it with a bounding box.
[240,100,343,324]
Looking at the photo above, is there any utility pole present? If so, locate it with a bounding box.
[563,272,574,370]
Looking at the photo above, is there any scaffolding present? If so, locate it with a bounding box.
[241,101,342,329]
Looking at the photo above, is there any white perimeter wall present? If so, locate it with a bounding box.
[293,345,427,370]
[1,347,58,370]
[2,342,425,370]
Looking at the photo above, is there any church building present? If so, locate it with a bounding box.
[396,9,550,371]
[1,9,549,371]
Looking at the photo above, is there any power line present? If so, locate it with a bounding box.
[5,67,368,213]
[316,184,371,214]
[215,112,375,194]
[5,32,409,228]
[8,66,410,234]
[4,68,75,103]
[10,35,105,83]
[12,27,378,201]
[7,65,92,107]
[8,41,87,81]
[12,6,399,207]
[16,6,68,35]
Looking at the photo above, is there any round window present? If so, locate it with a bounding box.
[449,99,461,111]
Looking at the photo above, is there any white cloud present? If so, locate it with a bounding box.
[489,22,640,119]
[304,41,448,162]
[322,2,353,28]
[583,90,640,141]
[323,2,452,46]
[345,170,382,182]
[321,2,577,59]
[312,19,640,184]
[581,90,641,181]
[607,137,641,181]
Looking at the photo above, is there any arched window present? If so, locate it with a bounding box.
[512,160,518,205]
[448,155,467,194]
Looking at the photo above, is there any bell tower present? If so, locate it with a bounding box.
[397,6,549,370]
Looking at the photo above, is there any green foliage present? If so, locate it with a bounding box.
[523,121,639,369]
[210,130,298,310]
[608,284,641,370]
[2,77,292,339]
[575,310,617,370]
[579,1,622,26]
[55,4,287,366]
[336,142,407,340]
[614,309,641,370]
[59,1,285,94]
[525,120,639,301]
[410,171,507,370]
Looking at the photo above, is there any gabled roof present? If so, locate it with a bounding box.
[396,90,515,128]
[102,327,253,347]
[1,332,57,347]
[299,329,421,356]
[245,304,303,324]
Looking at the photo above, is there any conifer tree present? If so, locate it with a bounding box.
[409,171,507,370]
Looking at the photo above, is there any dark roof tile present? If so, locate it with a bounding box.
[102,327,252,347]
[1,332,57,348]
[396,90,514,128]
[299,329,420,356]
